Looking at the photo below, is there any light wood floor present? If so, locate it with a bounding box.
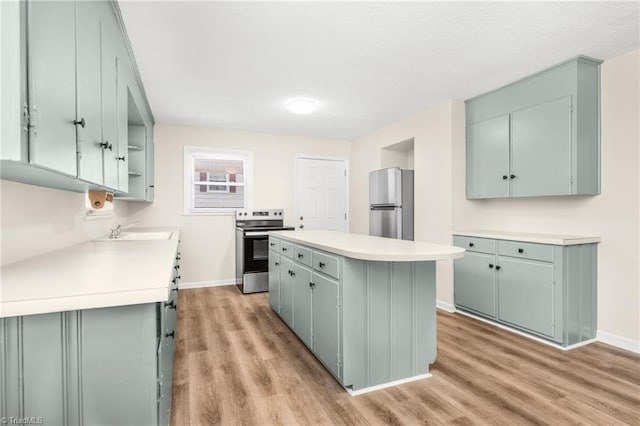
[171,286,640,425]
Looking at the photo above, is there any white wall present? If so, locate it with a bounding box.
[350,101,466,307]
[452,49,640,348]
[0,180,130,266]
[126,124,350,284]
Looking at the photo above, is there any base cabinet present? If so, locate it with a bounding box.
[0,250,181,426]
[453,235,597,346]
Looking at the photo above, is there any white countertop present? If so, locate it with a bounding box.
[453,230,601,246]
[1,227,180,318]
[271,230,465,261]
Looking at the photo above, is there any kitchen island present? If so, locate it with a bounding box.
[268,230,464,394]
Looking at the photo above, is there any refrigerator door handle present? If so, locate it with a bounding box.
[370,205,397,211]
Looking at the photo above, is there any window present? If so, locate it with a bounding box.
[184,146,253,214]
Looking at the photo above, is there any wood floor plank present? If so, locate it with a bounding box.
[171,286,640,426]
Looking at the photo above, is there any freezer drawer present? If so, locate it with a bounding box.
[370,207,402,239]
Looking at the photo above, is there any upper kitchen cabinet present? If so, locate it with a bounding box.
[465,56,602,199]
[0,0,155,197]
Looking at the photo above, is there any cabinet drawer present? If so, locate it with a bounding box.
[498,240,554,262]
[294,245,313,267]
[280,241,294,258]
[313,251,340,280]
[454,236,496,254]
[269,237,280,253]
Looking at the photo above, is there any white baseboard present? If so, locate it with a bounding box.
[179,278,238,289]
[436,300,456,313]
[346,373,432,396]
[597,330,640,354]
[455,310,596,351]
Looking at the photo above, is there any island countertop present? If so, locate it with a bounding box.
[1,227,180,318]
[270,230,465,262]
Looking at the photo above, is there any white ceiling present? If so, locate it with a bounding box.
[119,1,640,140]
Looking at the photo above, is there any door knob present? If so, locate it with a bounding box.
[300,216,303,220]
[299,224,304,229]
[117,155,126,161]
[510,174,516,179]
[73,117,86,128]
[489,264,494,269]
[99,141,112,151]
[502,175,508,180]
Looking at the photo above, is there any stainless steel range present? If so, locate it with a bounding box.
[235,209,294,294]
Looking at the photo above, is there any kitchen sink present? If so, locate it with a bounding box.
[95,231,173,241]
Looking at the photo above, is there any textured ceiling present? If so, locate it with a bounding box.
[119,1,640,140]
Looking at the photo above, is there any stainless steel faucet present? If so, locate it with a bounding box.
[109,222,141,239]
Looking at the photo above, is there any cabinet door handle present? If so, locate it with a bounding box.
[502,175,508,180]
[275,262,279,266]
[309,282,315,288]
[469,243,474,247]
[99,141,113,151]
[318,262,325,268]
[489,264,494,269]
[117,155,126,161]
[518,248,524,253]
[165,331,175,339]
[270,243,275,247]
[282,247,288,252]
[73,117,86,128]
[298,253,304,259]
[495,265,501,270]
[175,275,181,280]
[510,174,516,179]
[291,271,296,277]
[175,265,180,270]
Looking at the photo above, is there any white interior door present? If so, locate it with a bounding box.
[296,158,347,231]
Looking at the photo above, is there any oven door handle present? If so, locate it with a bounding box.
[244,231,270,237]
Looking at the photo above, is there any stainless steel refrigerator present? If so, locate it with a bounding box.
[369,167,414,240]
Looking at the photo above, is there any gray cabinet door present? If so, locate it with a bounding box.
[279,257,294,326]
[81,304,158,426]
[100,5,121,190]
[76,0,105,184]
[312,272,340,379]
[146,124,155,201]
[466,114,510,199]
[268,251,281,312]
[498,257,555,338]
[454,251,497,317]
[27,0,77,176]
[511,96,572,197]
[21,313,67,425]
[292,263,312,348]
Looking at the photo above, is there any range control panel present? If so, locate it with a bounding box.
[235,209,284,220]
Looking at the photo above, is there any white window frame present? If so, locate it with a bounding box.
[184,146,253,215]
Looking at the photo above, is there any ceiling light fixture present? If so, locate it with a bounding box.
[285,98,319,115]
